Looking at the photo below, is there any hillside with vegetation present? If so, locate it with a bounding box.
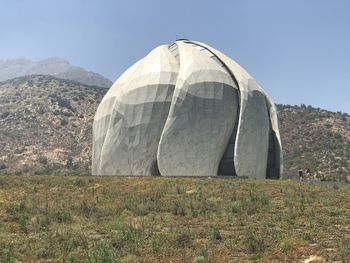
[277,104,350,180]
[0,75,349,179]
[0,75,107,175]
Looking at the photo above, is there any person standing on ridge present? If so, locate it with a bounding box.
[305,168,311,182]
[298,167,303,181]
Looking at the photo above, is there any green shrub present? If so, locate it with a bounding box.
[270,227,283,241]
[6,200,27,221]
[172,201,186,216]
[87,239,118,263]
[175,232,192,248]
[122,225,139,243]
[56,211,72,224]
[246,229,265,254]
[1,246,15,263]
[192,256,205,263]
[230,201,242,214]
[279,237,295,253]
[108,215,125,231]
[39,214,51,231]
[209,225,222,242]
[151,237,161,252]
[74,178,86,187]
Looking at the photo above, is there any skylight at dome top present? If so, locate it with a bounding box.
[92,39,283,179]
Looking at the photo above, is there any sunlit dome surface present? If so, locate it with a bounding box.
[92,39,283,179]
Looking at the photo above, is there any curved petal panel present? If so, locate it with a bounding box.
[95,45,179,175]
[92,59,142,175]
[234,89,270,178]
[192,41,283,178]
[157,42,239,176]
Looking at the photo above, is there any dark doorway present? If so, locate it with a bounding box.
[266,129,280,179]
[218,130,237,176]
[150,160,161,176]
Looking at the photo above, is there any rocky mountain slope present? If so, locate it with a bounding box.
[0,57,112,88]
[0,75,106,175]
[277,104,349,180]
[0,75,349,179]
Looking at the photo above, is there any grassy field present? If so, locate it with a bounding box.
[0,176,349,263]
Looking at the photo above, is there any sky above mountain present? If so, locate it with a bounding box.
[1,0,349,113]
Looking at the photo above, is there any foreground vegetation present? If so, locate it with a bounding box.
[0,176,349,262]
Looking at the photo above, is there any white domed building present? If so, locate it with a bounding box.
[92,39,283,179]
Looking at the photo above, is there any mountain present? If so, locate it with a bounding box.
[0,75,107,175]
[0,57,112,88]
[0,75,349,179]
[277,104,349,180]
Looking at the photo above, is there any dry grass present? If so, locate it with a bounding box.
[0,176,349,262]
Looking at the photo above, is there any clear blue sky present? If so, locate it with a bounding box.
[1,0,349,113]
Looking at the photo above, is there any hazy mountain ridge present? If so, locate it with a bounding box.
[0,57,112,88]
[0,75,349,179]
